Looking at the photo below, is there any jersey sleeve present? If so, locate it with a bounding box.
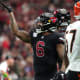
[57,33,65,44]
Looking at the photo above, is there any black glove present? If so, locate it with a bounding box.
[0,1,12,13]
[52,71,66,80]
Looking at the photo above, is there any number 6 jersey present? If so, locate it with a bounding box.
[30,28,64,80]
[65,21,80,73]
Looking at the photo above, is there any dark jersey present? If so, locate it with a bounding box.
[30,29,64,80]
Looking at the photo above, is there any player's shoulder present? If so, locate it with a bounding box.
[71,21,80,27]
[73,20,80,24]
[67,21,80,30]
[50,32,64,41]
[52,32,65,44]
[54,32,64,37]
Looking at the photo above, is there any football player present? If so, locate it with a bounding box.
[0,56,14,80]
[53,9,71,71]
[51,9,71,80]
[64,1,80,80]
[0,2,65,80]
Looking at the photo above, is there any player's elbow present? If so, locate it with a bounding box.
[12,30,18,36]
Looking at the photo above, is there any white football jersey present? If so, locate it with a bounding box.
[65,21,80,73]
[0,61,8,80]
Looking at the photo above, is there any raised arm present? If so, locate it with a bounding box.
[9,12,31,43]
[0,2,31,43]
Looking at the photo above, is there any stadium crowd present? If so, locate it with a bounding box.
[0,0,74,80]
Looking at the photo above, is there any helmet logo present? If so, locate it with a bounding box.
[48,20,51,23]
[50,17,57,23]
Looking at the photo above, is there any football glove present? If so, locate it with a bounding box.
[0,1,12,13]
[52,71,66,80]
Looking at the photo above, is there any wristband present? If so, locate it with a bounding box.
[7,7,13,13]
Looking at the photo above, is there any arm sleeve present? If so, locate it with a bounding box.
[56,33,65,44]
[57,37,65,44]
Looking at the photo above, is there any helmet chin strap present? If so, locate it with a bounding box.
[49,26,57,32]
[35,28,48,34]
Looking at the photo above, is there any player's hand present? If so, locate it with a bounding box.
[0,1,12,13]
[52,71,66,80]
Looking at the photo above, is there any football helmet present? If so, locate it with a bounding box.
[54,9,71,32]
[34,12,58,34]
[74,1,80,19]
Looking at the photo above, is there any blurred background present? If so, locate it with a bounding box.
[0,0,74,80]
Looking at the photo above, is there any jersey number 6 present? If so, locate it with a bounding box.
[36,41,45,57]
